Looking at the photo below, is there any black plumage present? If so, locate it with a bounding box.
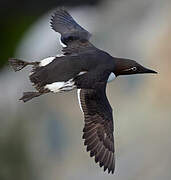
[8,7,157,174]
[80,86,115,173]
[50,7,91,46]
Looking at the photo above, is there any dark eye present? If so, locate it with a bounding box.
[131,67,137,71]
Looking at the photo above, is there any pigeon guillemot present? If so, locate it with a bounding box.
[8,8,157,174]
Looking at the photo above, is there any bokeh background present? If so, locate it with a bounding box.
[0,0,171,179]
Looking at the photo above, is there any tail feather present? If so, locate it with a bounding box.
[8,58,39,72]
[19,92,42,102]
[8,58,29,71]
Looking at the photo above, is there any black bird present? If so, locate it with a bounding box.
[8,8,157,174]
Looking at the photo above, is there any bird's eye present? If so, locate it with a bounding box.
[131,67,137,71]
[123,67,137,72]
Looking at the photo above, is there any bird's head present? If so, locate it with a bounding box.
[113,58,157,76]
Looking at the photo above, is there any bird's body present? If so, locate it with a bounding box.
[29,49,115,93]
[9,8,157,174]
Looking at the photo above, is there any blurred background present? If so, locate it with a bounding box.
[0,0,171,179]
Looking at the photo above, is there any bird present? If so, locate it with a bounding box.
[8,7,157,174]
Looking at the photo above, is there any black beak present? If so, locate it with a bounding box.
[140,67,158,74]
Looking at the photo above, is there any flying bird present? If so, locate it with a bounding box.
[8,8,157,174]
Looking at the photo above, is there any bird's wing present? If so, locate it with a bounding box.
[78,85,115,174]
[50,8,95,55]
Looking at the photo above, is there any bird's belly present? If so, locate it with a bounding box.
[107,72,116,82]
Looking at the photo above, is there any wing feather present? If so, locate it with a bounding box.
[79,87,115,174]
[50,7,91,48]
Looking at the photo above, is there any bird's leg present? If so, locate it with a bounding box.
[19,89,50,103]
[19,92,42,102]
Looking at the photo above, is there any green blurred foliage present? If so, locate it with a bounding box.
[0,16,37,70]
[0,119,33,180]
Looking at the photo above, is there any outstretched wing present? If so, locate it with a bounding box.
[50,8,93,54]
[78,85,115,174]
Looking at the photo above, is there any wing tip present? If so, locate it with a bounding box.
[50,6,70,22]
[50,6,69,29]
[53,6,68,15]
[85,140,115,174]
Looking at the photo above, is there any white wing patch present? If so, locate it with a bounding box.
[44,79,76,93]
[44,71,87,94]
[77,89,83,113]
[39,54,65,67]
[78,71,87,76]
[39,57,56,66]
[107,72,116,82]
[56,54,65,57]
[59,37,67,47]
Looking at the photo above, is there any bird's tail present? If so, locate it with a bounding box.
[8,58,39,72]
[19,91,42,102]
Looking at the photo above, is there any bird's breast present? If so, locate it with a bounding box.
[107,72,116,82]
